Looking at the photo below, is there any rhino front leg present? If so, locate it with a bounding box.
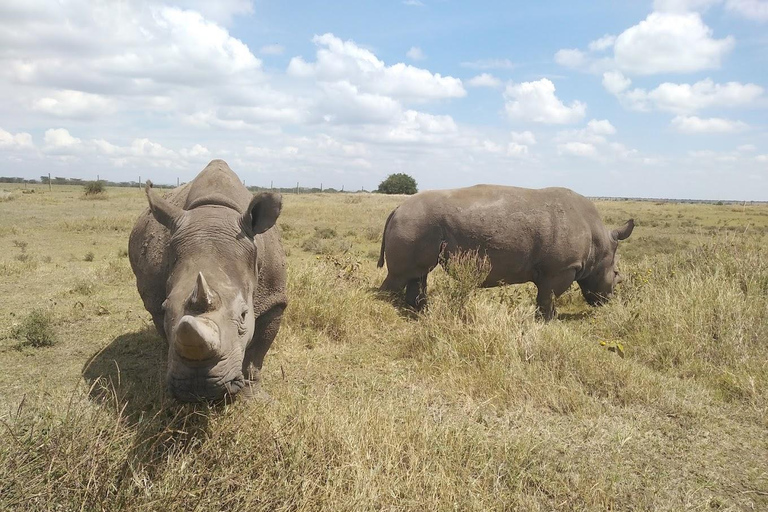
[535,269,577,321]
[405,274,428,312]
[241,304,286,397]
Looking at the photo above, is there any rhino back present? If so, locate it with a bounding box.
[390,185,605,285]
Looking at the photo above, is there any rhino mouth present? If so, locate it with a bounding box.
[168,372,246,402]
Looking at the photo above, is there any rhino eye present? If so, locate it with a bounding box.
[240,309,248,322]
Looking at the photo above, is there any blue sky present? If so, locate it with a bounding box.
[0,0,766,199]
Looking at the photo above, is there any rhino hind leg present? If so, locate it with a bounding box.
[534,269,577,321]
[405,274,428,312]
[241,304,285,397]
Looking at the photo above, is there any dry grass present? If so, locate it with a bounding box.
[0,184,767,511]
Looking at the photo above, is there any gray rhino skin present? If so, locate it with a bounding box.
[129,160,287,401]
[377,185,633,320]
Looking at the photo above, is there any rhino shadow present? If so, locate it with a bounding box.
[82,326,215,471]
[82,325,168,420]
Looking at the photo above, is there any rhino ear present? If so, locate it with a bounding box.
[145,181,183,230]
[611,218,635,241]
[242,192,282,236]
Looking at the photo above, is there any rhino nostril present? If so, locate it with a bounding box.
[174,315,220,360]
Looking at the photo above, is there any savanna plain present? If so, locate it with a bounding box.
[0,183,766,511]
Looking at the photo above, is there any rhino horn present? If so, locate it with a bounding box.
[611,218,635,242]
[174,315,220,360]
[189,272,218,313]
[145,180,183,229]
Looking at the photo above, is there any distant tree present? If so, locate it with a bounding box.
[377,173,418,195]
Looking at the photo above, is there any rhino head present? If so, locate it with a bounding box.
[145,183,281,402]
[579,219,634,306]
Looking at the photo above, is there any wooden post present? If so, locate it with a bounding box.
[48,173,51,192]
[270,180,273,190]
[139,176,141,189]
[296,182,299,195]
[341,185,344,192]
[97,174,100,182]
[320,182,323,192]
[177,177,180,187]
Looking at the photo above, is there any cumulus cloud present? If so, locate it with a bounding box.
[726,0,768,21]
[467,73,501,88]
[44,128,82,149]
[587,119,616,135]
[504,79,586,124]
[0,127,34,149]
[588,35,616,51]
[671,115,748,133]
[407,46,426,61]
[613,12,734,75]
[510,131,537,145]
[554,49,587,69]
[288,34,465,101]
[602,71,632,95]
[558,142,598,157]
[606,77,764,113]
[32,90,116,119]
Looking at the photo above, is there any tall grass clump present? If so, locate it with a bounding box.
[598,232,768,406]
[11,309,56,347]
[438,249,492,317]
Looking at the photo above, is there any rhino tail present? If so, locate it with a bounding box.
[377,208,398,268]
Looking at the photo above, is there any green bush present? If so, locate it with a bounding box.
[11,309,56,347]
[83,181,106,197]
[377,173,418,195]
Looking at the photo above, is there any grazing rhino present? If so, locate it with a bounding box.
[377,185,634,320]
[129,160,287,401]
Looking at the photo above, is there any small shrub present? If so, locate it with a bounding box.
[314,227,337,239]
[83,181,106,197]
[11,309,56,347]
[84,252,95,262]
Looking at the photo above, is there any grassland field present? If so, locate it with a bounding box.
[0,183,766,511]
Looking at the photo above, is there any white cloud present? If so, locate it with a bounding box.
[653,0,722,12]
[613,12,734,75]
[407,46,426,61]
[588,34,616,52]
[32,90,116,119]
[602,71,632,95]
[737,144,756,152]
[554,49,587,69]
[402,0,425,6]
[44,128,82,149]
[174,0,254,25]
[506,142,529,156]
[288,34,465,101]
[0,127,34,149]
[558,142,598,157]
[179,144,211,158]
[504,79,586,124]
[604,74,763,113]
[587,119,616,135]
[726,0,768,21]
[260,44,285,55]
[671,115,748,133]
[510,131,536,145]
[467,73,501,88]
[756,154,768,162]
[460,59,515,70]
